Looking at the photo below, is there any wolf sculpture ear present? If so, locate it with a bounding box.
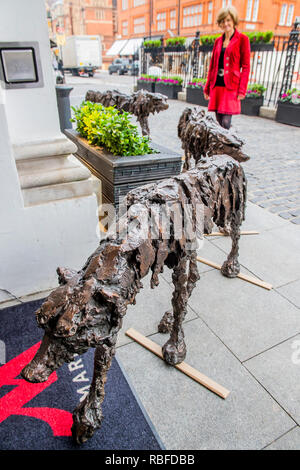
[56,267,78,285]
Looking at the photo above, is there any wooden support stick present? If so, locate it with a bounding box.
[125,328,230,400]
[206,230,259,237]
[196,256,273,290]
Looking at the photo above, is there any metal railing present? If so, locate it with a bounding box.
[140,33,300,107]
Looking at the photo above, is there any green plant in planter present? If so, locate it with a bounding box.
[138,74,158,82]
[279,88,300,105]
[71,101,156,157]
[187,78,207,88]
[157,75,183,86]
[262,31,274,43]
[244,31,274,43]
[200,34,221,45]
[143,39,162,48]
[166,37,186,47]
[246,83,266,98]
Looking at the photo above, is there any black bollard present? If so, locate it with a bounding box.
[55,85,73,132]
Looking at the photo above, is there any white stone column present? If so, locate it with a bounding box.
[0,0,99,302]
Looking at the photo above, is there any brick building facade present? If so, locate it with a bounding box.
[117,0,300,41]
[47,0,116,64]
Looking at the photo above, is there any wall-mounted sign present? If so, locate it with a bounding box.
[0,41,44,89]
[1,49,37,83]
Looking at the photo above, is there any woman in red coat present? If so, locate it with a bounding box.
[203,6,251,129]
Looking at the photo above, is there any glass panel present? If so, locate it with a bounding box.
[252,0,259,21]
[246,0,253,21]
[279,3,287,25]
[286,4,294,26]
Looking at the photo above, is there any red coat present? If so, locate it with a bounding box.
[204,29,251,97]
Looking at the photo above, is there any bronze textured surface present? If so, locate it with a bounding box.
[178,107,250,170]
[22,110,247,444]
[85,89,169,137]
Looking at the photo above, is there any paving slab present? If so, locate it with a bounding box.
[244,335,300,425]
[187,269,300,362]
[117,318,294,450]
[277,279,300,309]
[197,238,235,270]
[265,427,300,450]
[211,222,300,288]
[0,288,54,311]
[117,273,197,348]
[241,202,290,232]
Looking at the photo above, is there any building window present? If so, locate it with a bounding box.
[286,4,294,26]
[133,0,145,6]
[279,3,288,25]
[122,20,128,36]
[182,4,203,27]
[133,16,145,34]
[222,0,231,6]
[208,2,213,25]
[246,0,253,21]
[245,0,259,21]
[122,0,128,10]
[157,12,166,31]
[170,9,176,30]
[252,0,259,21]
[95,9,105,20]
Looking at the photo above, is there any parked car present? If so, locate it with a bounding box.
[129,60,139,76]
[108,58,130,75]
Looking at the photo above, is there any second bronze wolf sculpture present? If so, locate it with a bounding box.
[178,107,250,170]
[22,151,247,444]
[85,88,169,137]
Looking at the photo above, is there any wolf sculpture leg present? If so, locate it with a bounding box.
[72,337,117,444]
[221,217,241,278]
[158,252,199,335]
[138,116,150,136]
[161,254,198,365]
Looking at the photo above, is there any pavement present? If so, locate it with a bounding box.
[1,72,300,450]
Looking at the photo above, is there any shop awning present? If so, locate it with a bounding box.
[119,38,143,56]
[106,39,128,57]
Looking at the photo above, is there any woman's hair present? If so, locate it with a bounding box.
[216,6,239,26]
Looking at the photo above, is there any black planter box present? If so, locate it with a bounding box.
[241,96,264,116]
[198,42,274,53]
[155,82,182,99]
[144,47,163,53]
[186,87,209,107]
[275,101,300,127]
[137,80,155,93]
[250,42,274,52]
[164,45,186,53]
[199,44,214,52]
[65,129,182,206]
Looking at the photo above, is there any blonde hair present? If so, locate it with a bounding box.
[217,6,239,27]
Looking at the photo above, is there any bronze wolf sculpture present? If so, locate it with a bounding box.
[178,107,250,170]
[22,154,247,444]
[85,89,169,137]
